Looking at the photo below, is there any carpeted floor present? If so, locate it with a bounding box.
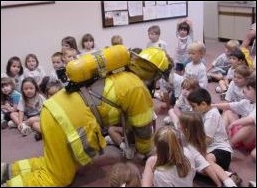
[1,39,256,187]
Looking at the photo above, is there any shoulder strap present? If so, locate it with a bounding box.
[79,86,104,129]
[79,85,129,150]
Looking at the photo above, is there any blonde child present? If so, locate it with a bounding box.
[111,35,123,46]
[49,51,64,82]
[61,36,80,55]
[56,48,78,84]
[81,33,97,54]
[174,18,193,72]
[184,41,208,88]
[23,53,46,86]
[108,161,141,187]
[1,56,24,92]
[164,78,200,128]
[146,25,168,52]
[1,77,21,129]
[179,111,241,187]
[212,73,256,152]
[216,48,248,97]
[224,64,252,102]
[141,126,221,187]
[207,40,240,82]
[62,48,78,65]
[15,77,46,137]
[187,88,233,171]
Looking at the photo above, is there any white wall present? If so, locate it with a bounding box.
[1,1,204,73]
[203,1,218,39]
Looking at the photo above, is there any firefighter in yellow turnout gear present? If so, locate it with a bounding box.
[1,45,170,187]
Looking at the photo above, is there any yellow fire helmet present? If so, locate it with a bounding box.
[137,47,169,72]
[129,47,170,81]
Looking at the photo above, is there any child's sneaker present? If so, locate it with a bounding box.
[163,116,171,125]
[7,120,16,128]
[105,135,115,145]
[20,123,32,136]
[215,86,222,93]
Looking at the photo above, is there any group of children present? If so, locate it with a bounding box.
[108,73,255,187]
[1,19,256,187]
[1,48,65,140]
[1,32,127,142]
[107,20,256,187]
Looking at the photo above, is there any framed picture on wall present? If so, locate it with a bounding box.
[1,1,55,8]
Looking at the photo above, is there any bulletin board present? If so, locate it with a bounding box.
[101,1,188,28]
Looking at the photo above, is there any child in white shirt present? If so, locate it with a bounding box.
[207,40,240,82]
[164,78,199,128]
[184,41,208,88]
[16,77,46,136]
[146,25,168,52]
[141,126,221,187]
[23,53,45,86]
[168,62,185,106]
[179,111,240,187]
[80,33,98,55]
[1,56,24,92]
[216,48,248,97]
[212,74,256,152]
[187,88,233,171]
[49,52,65,82]
[225,64,252,102]
[174,18,193,72]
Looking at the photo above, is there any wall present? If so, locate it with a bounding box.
[203,1,218,39]
[1,1,204,73]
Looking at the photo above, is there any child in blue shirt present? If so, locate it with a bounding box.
[1,77,21,129]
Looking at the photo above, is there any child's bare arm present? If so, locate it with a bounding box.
[211,102,230,110]
[228,115,255,130]
[18,110,24,125]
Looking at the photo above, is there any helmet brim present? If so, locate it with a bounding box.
[130,50,161,72]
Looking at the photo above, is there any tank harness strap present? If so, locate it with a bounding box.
[79,85,130,150]
[79,86,104,128]
[92,51,107,78]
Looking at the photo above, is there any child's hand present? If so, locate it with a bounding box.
[1,103,12,112]
[227,128,233,138]
[227,120,239,129]
[227,123,242,138]
[181,18,193,27]
[185,18,192,25]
